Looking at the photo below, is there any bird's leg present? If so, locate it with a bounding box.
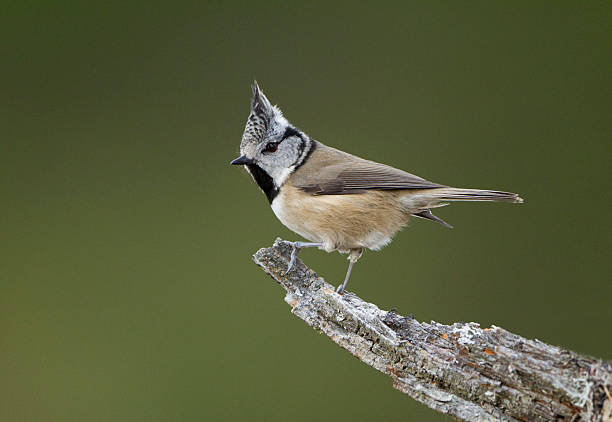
[286,241,323,273]
[336,261,355,294]
[336,248,363,294]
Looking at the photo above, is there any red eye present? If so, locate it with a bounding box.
[265,142,278,153]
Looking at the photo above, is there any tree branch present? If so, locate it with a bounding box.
[253,238,612,422]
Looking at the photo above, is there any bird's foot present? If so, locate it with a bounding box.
[335,254,358,295]
[284,241,322,275]
[286,244,300,274]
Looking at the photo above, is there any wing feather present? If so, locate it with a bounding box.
[294,144,445,195]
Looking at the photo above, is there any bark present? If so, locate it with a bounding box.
[253,238,612,422]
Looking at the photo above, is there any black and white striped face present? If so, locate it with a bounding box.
[248,124,311,187]
[232,82,314,202]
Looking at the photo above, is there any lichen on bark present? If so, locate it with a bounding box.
[253,238,612,422]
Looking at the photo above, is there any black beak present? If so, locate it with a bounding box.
[230,155,253,166]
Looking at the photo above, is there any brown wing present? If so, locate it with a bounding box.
[294,143,445,195]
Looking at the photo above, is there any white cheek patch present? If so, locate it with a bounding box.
[262,163,295,188]
[252,163,295,188]
[274,166,295,187]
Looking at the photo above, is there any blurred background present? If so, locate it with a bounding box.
[1,1,610,421]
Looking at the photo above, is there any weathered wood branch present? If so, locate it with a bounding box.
[253,239,612,422]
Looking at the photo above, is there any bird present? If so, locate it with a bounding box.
[231,81,523,294]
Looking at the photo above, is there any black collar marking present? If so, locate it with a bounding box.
[246,164,278,203]
[282,126,300,141]
[294,139,316,171]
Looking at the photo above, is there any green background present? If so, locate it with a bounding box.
[2,2,610,421]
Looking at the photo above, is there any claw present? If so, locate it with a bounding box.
[284,241,323,275]
[286,245,300,274]
[335,254,358,295]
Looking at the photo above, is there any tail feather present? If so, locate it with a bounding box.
[433,188,524,204]
[412,209,454,229]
